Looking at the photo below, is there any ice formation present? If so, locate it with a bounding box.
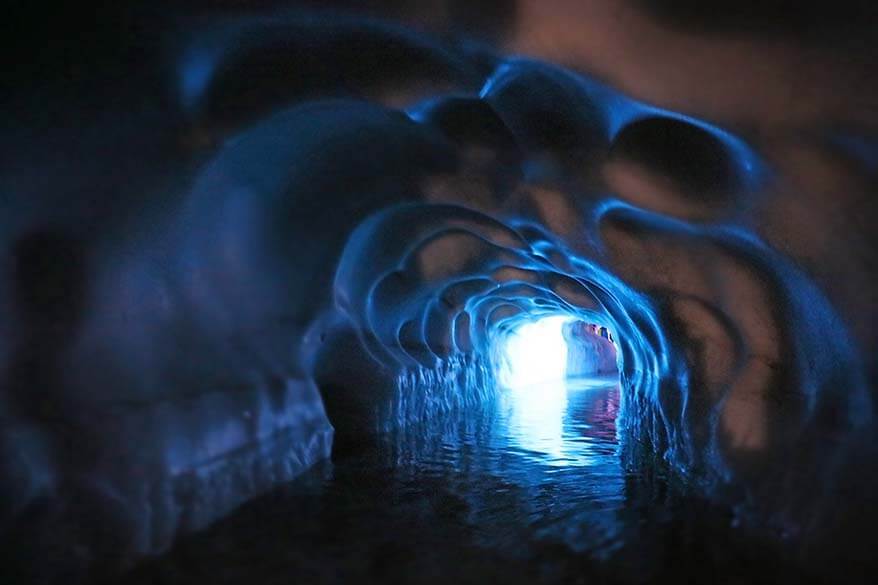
[1,10,875,581]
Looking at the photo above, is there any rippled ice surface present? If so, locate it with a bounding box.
[120,377,807,584]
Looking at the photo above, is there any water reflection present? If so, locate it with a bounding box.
[119,376,801,585]
[387,375,627,555]
[502,376,620,467]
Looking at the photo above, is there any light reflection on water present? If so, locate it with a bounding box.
[386,375,628,555]
[503,376,620,468]
[120,375,803,585]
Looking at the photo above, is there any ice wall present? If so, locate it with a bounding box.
[1,9,875,580]
[563,323,619,378]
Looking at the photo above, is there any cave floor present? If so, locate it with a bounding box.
[115,381,814,585]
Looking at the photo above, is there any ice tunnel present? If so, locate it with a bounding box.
[2,3,877,584]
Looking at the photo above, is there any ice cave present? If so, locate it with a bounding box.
[2,1,877,584]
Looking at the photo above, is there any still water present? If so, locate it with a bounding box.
[119,377,807,585]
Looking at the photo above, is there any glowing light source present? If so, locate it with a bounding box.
[497,315,573,390]
[494,315,623,465]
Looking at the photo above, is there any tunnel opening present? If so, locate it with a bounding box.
[479,313,624,466]
[319,201,674,490]
[6,10,873,582]
[495,315,574,389]
[492,314,620,390]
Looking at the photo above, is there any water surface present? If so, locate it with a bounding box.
[118,377,808,584]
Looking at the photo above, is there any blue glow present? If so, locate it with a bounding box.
[497,315,573,390]
[502,377,623,466]
[178,14,478,115]
[179,47,218,111]
[488,315,624,465]
[480,57,767,190]
[325,48,868,491]
[505,377,569,459]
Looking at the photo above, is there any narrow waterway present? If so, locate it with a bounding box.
[117,378,810,585]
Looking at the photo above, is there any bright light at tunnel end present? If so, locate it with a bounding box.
[496,315,573,390]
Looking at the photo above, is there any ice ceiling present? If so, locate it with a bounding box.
[1,9,876,581]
